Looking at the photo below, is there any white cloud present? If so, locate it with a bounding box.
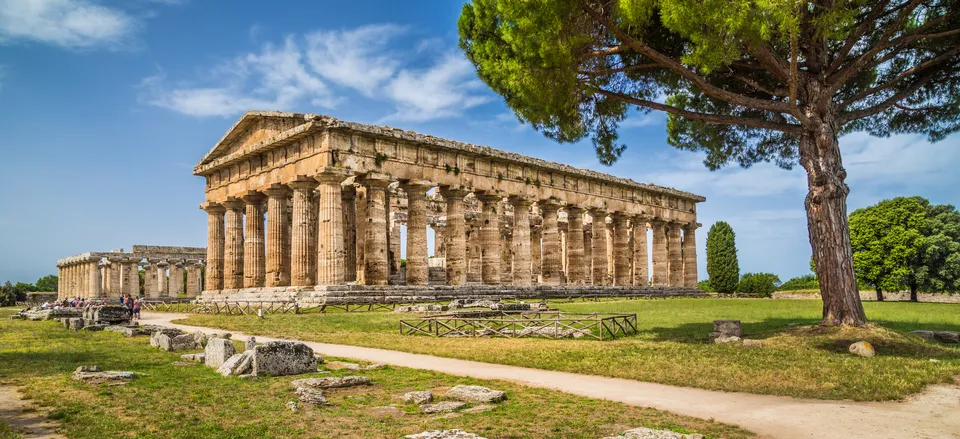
[646,153,807,197]
[145,24,493,122]
[620,111,665,129]
[0,0,136,49]
[842,132,960,187]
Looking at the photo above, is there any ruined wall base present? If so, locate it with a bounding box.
[197,285,705,304]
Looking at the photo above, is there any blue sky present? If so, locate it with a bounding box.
[1,0,959,285]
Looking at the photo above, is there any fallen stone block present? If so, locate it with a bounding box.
[741,339,763,348]
[80,325,107,332]
[150,329,184,348]
[405,430,487,439]
[710,320,742,341]
[181,353,206,363]
[934,331,959,343]
[443,385,506,403]
[910,330,936,340]
[245,336,257,351]
[72,370,135,384]
[106,326,149,337]
[157,333,199,352]
[68,318,85,330]
[849,341,876,357]
[402,390,433,405]
[92,306,132,324]
[291,376,371,389]
[286,401,300,412]
[217,351,253,376]
[251,341,317,377]
[713,335,741,344]
[204,338,237,368]
[601,427,704,439]
[9,314,23,320]
[420,401,467,414]
[294,387,328,405]
[461,404,495,414]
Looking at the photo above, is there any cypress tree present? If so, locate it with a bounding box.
[706,221,740,294]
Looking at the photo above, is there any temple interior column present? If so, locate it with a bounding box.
[590,209,609,285]
[432,224,446,259]
[606,221,615,280]
[222,198,246,289]
[89,259,102,298]
[477,192,501,285]
[531,224,542,284]
[242,192,267,288]
[316,168,353,286]
[264,184,290,287]
[289,179,319,286]
[143,261,156,298]
[565,206,586,285]
[540,201,562,285]
[583,223,593,284]
[361,174,391,285]
[156,261,169,296]
[401,181,430,286]
[613,213,631,286]
[467,219,483,283]
[342,185,357,282]
[510,196,533,286]
[202,202,225,291]
[667,221,684,286]
[169,259,185,296]
[355,186,367,284]
[108,257,122,296]
[500,231,513,284]
[651,219,668,286]
[123,259,139,296]
[186,261,201,297]
[683,223,700,287]
[560,222,568,280]
[633,217,649,286]
[441,186,470,286]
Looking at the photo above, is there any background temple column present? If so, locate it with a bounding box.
[107,257,122,296]
[467,219,482,283]
[360,173,391,285]
[477,192,501,285]
[431,224,446,258]
[289,179,319,286]
[633,216,649,286]
[401,181,430,286]
[143,261,156,298]
[565,206,586,285]
[530,224,542,284]
[355,186,367,284]
[168,259,185,296]
[342,185,357,282]
[612,212,631,286]
[222,198,245,289]
[201,202,225,291]
[122,259,139,296]
[186,261,202,296]
[440,186,470,286]
[667,221,684,286]
[650,219,668,286]
[242,192,267,288]
[589,209,609,285]
[264,184,290,287]
[540,200,562,285]
[155,261,169,296]
[510,196,533,286]
[315,167,353,285]
[88,259,102,298]
[682,222,700,287]
[500,231,513,284]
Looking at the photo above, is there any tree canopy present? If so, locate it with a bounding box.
[706,221,740,293]
[459,0,960,325]
[849,196,928,300]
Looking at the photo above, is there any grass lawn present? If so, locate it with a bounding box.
[177,298,960,401]
[0,308,751,439]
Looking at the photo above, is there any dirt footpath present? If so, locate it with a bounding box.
[0,386,64,439]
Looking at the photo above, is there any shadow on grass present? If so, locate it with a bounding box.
[642,318,820,343]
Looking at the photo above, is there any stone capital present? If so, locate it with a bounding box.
[200,202,225,214]
[508,195,533,207]
[358,172,393,188]
[565,204,585,216]
[155,260,170,268]
[399,179,433,193]
[288,176,320,191]
[683,221,701,231]
[263,183,290,198]
[588,207,608,219]
[475,190,502,204]
[314,166,354,184]
[221,197,245,211]
[539,198,562,212]
[241,190,267,204]
[439,185,471,199]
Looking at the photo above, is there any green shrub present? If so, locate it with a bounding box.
[697,279,713,292]
[737,273,781,297]
[779,274,819,291]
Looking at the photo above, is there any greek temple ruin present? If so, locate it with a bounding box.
[56,245,206,299]
[195,111,704,301]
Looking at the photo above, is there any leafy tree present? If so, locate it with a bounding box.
[0,281,26,306]
[34,275,58,292]
[705,221,740,293]
[915,204,960,297]
[458,0,960,326]
[849,197,928,301]
[780,274,820,291]
[14,282,37,293]
[697,279,713,292]
[738,273,782,297]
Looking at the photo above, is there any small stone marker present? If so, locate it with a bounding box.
[849,341,876,357]
[402,390,433,405]
[204,338,237,368]
[709,320,742,341]
[443,385,506,403]
[286,401,300,412]
[251,341,317,377]
[294,387,328,406]
[246,336,257,351]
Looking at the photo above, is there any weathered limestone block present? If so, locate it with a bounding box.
[294,387,329,405]
[93,306,132,324]
[217,352,252,376]
[443,385,506,403]
[849,341,876,357]
[421,401,467,414]
[405,430,488,439]
[403,390,433,405]
[204,338,237,368]
[181,353,206,362]
[68,318,85,330]
[709,320,742,341]
[601,427,704,439]
[291,376,371,389]
[72,368,135,383]
[157,333,200,352]
[251,341,317,377]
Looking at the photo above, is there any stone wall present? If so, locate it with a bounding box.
[771,290,960,303]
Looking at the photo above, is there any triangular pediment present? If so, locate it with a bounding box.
[195,111,318,169]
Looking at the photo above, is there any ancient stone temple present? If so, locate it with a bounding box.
[56,245,206,299]
[195,111,704,301]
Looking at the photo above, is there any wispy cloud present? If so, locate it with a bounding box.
[0,0,137,49]
[142,24,493,122]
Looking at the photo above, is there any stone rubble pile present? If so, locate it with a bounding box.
[71,365,135,384]
[443,385,506,403]
[149,329,207,352]
[709,320,742,343]
[911,330,959,343]
[290,375,372,406]
[601,427,705,439]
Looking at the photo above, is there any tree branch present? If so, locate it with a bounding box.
[590,46,626,57]
[579,63,661,76]
[828,0,893,73]
[594,88,802,135]
[734,75,788,97]
[839,69,939,123]
[841,48,960,107]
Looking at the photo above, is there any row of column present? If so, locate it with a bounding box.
[202,168,699,290]
[57,257,204,299]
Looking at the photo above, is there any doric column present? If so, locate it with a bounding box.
[155,261,169,296]
[500,231,513,284]
[242,191,267,288]
[222,198,246,289]
[201,202,225,291]
[589,209,609,286]
[288,178,318,286]
[264,184,290,287]
[342,185,357,282]
[88,259,102,298]
[668,221,684,286]
[540,200,562,285]
[432,224,446,258]
[168,259,184,296]
[440,186,471,285]
[360,173,391,285]
[107,257,122,296]
[186,261,202,296]
[531,224,542,284]
[315,167,353,286]
[612,212,632,286]
[633,216,649,286]
[650,219,668,286]
[477,192,501,285]
[467,219,483,283]
[400,180,431,286]
[355,186,367,283]
[123,259,139,296]
[565,206,586,285]
[510,196,533,286]
[142,261,156,298]
[683,222,700,287]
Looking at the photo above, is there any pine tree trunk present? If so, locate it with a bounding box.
[910,284,919,302]
[799,119,867,326]
[876,288,884,302]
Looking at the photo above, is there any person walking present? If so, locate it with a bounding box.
[132,298,141,320]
